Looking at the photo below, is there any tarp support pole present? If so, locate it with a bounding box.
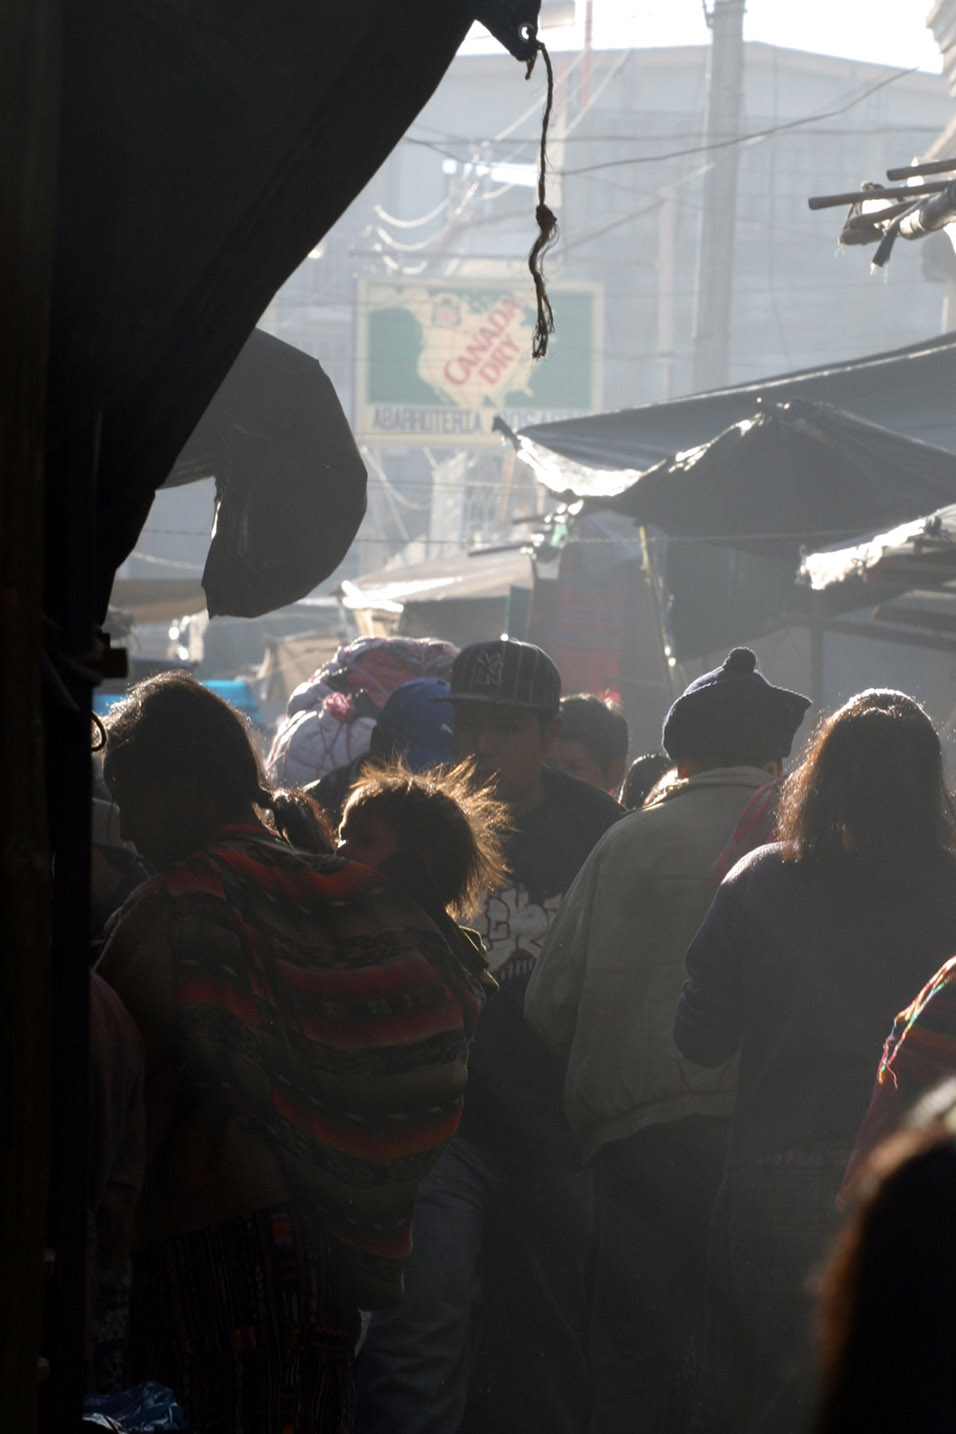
[809,600,825,710]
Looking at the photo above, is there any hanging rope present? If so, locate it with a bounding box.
[91,711,107,752]
[525,40,558,360]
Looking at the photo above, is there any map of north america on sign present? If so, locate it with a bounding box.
[359,278,600,444]
[402,287,538,407]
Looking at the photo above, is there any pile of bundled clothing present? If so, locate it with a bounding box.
[266,636,458,788]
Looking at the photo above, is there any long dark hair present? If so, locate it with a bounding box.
[775,689,954,877]
[104,670,332,854]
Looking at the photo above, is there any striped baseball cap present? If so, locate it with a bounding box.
[448,640,561,714]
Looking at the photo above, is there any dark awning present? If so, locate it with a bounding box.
[574,399,956,560]
[801,505,956,592]
[497,328,956,481]
[514,397,956,661]
[801,503,956,656]
[45,0,541,626]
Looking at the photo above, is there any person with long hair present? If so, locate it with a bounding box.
[95,671,492,1434]
[673,689,956,1434]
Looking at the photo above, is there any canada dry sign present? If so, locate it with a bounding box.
[355,278,602,446]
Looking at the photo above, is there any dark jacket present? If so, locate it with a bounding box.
[674,842,956,1165]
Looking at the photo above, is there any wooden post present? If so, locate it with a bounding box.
[692,0,745,393]
[809,602,825,710]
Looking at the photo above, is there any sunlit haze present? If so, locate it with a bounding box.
[464,0,943,73]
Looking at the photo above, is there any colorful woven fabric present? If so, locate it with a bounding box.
[127,1203,356,1434]
[844,953,956,1192]
[100,824,487,1308]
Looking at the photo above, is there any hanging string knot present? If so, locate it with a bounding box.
[526,40,558,361]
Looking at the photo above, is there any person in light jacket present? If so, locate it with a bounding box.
[526,647,810,1434]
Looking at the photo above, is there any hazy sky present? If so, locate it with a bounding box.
[467,1,943,74]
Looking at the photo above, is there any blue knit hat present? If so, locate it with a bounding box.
[662,647,810,762]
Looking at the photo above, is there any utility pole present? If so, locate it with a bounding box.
[692,0,745,393]
[657,185,677,401]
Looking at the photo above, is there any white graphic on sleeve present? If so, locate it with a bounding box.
[474,885,563,976]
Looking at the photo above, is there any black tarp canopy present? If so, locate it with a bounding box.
[46,0,542,628]
[508,397,956,658]
[575,399,956,557]
[497,328,956,479]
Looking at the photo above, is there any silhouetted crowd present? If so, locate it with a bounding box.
[85,635,956,1434]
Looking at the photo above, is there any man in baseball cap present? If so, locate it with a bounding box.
[359,638,623,1434]
[526,646,810,1433]
[448,637,562,711]
[377,676,455,772]
[445,638,562,814]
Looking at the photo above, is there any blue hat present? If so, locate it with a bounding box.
[378,678,455,772]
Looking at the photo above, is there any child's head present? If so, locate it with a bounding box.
[338,760,510,920]
[553,693,630,795]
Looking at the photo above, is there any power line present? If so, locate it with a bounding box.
[373,197,451,230]
[403,121,946,148]
[559,64,918,175]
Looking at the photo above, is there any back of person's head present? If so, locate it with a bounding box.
[815,1080,956,1434]
[373,677,455,771]
[622,752,673,809]
[339,760,509,919]
[104,670,331,856]
[776,688,954,876]
[662,647,810,770]
[555,694,630,792]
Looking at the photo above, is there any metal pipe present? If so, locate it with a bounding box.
[808,180,951,210]
[898,181,956,240]
[886,158,956,180]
